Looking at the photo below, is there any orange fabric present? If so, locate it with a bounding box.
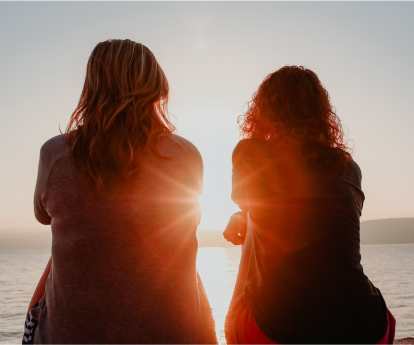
[225,294,396,344]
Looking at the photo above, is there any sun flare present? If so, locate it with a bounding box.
[197,194,204,211]
[197,247,241,343]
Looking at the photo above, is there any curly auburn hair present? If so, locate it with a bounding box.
[239,66,352,173]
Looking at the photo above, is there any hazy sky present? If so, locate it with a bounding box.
[0,2,413,231]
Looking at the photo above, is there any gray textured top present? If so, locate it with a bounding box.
[31,134,217,344]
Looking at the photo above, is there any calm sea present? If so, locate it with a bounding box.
[1,245,413,344]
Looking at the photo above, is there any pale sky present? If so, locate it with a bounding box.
[0,2,413,231]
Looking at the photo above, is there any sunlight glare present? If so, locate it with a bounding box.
[197,247,241,344]
[197,194,204,212]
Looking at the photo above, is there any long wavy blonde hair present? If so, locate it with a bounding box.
[65,39,174,189]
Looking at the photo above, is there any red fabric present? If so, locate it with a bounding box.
[377,309,396,344]
[225,294,396,344]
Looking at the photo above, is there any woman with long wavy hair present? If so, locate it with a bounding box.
[223,66,395,344]
[23,39,217,344]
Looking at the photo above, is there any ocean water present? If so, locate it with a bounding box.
[1,245,413,344]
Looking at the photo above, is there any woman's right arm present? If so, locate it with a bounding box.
[29,141,55,312]
[27,256,52,313]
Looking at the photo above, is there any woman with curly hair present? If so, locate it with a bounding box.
[223,66,395,344]
[23,39,216,344]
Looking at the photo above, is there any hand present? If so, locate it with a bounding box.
[223,211,247,245]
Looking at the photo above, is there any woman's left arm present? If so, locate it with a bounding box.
[223,211,247,245]
[27,256,52,313]
[223,142,250,245]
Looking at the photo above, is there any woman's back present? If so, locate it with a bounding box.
[32,133,216,343]
[232,138,387,343]
[224,65,392,344]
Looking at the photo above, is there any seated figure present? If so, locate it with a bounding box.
[24,39,217,344]
[224,66,395,344]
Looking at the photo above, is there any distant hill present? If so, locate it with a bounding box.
[360,218,414,245]
[198,218,414,247]
[1,218,413,248]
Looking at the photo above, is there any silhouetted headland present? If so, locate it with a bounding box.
[200,217,414,247]
[1,217,414,248]
[360,218,414,245]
